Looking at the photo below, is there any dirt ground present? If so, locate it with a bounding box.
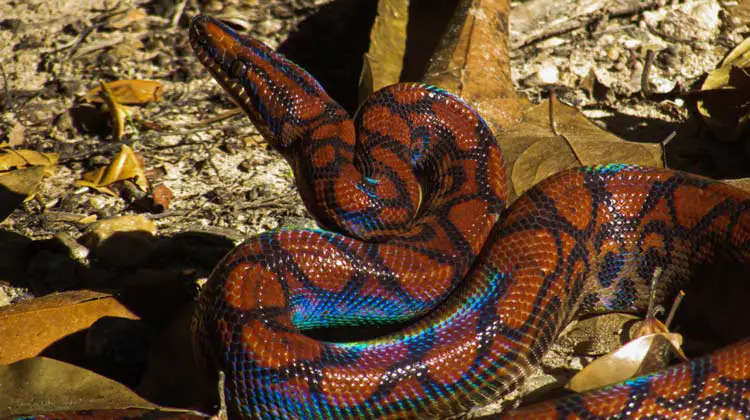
[1,0,749,416]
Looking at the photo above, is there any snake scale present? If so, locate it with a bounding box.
[15,8,750,420]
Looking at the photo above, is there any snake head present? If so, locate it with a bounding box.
[189,15,335,149]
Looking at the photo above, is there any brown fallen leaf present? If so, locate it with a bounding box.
[85,80,164,105]
[0,149,58,174]
[0,166,46,222]
[0,290,139,365]
[359,0,409,102]
[0,357,156,417]
[424,0,524,132]
[501,96,663,200]
[697,36,750,142]
[566,331,685,393]
[77,145,149,196]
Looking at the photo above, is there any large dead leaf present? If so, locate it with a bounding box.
[359,0,409,101]
[85,80,164,105]
[423,0,524,131]
[0,149,58,173]
[501,96,663,200]
[0,357,156,417]
[567,332,684,393]
[0,290,139,365]
[697,37,750,141]
[77,145,149,196]
[0,166,46,222]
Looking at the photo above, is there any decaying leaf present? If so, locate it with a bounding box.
[85,80,164,105]
[359,0,409,101]
[501,96,663,200]
[77,145,149,196]
[566,331,685,393]
[424,0,524,132]
[697,37,750,141]
[0,149,58,173]
[0,290,139,365]
[0,166,46,222]
[0,357,155,417]
[0,149,58,219]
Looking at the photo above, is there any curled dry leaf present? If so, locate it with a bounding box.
[0,290,139,365]
[0,149,58,173]
[77,145,149,196]
[501,96,663,201]
[0,149,58,221]
[697,37,750,141]
[85,80,164,105]
[0,357,154,417]
[566,314,686,394]
[359,0,408,102]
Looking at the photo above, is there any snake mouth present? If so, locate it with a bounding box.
[189,15,278,142]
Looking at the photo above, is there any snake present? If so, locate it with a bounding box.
[12,9,750,420]
[185,13,750,420]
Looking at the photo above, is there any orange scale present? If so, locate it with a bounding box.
[334,169,369,214]
[378,245,454,302]
[425,319,480,386]
[448,199,490,255]
[242,321,321,369]
[357,342,410,367]
[320,365,384,408]
[294,96,324,120]
[488,145,507,199]
[223,263,286,311]
[392,87,427,105]
[379,207,413,226]
[373,174,404,201]
[673,185,727,229]
[311,143,336,168]
[583,390,630,417]
[290,245,354,293]
[641,232,666,254]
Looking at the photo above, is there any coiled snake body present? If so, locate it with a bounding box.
[187,14,750,420]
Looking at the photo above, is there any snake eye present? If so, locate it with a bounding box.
[230,59,248,79]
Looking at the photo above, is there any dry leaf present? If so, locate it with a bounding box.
[566,332,685,393]
[77,145,149,196]
[0,149,58,174]
[85,80,163,105]
[0,166,45,222]
[359,0,409,101]
[697,37,750,141]
[501,96,663,200]
[0,290,138,365]
[424,0,524,132]
[0,357,155,417]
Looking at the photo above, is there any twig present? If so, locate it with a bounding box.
[664,290,685,329]
[660,131,676,169]
[171,0,189,28]
[641,49,656,98]
[646,266,664,319]
[0,62,9,112]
